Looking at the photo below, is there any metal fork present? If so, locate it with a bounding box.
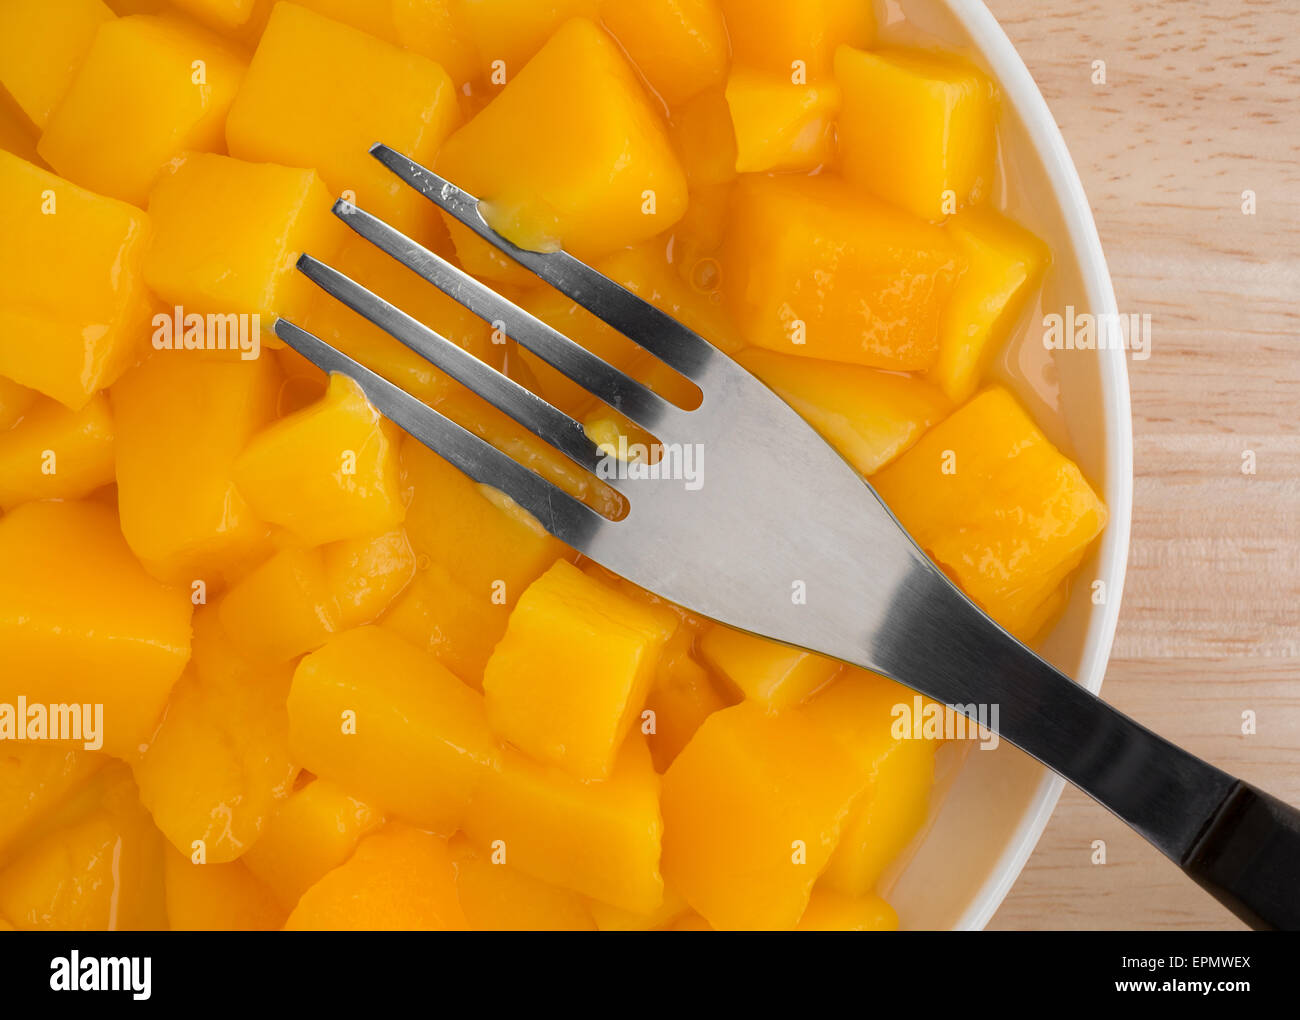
[275,142,1300,930]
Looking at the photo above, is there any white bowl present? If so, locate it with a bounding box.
[875,0,1134,929]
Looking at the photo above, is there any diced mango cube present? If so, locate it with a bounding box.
[298,233,500,407]
[436,17,687,280]
[457,0,599,84]
[218,547,340,663]
[0,746,105,859]
[133,608,297,861]
[484,560,677,780]
[736,348,951,475]
[0,763,166,930]
[797,890,899,931]
[111,350,280,586]
[931,209,1050,402]
[0,501,192,758]
[401,434,567,608]
[725,71,840,173]
[323,528,416,630]
[37,15,246,206]
[0,152,155,409]
[143,152,345,328]
[169,0,262,32]
[800,669,936,895]
[378,560,507,689]
[391,0,481,87]
[0,84,42,166]
[871,387,1108,637]
[587,885,689,931]
[451,835,597,931]
[285,823,466,930]
[464,736,663,914]
[600,0,729,107]
[722,174,960,370]
[835,45,997,221]
[720,0,873,79]
[0,393,114,510]
[644,627,730,772]
[669,88,737,187]
[243,778,384,908]
[660,701,864,929]
[288,627,500,832]
[226,2,460,235]
[235,373,405,547]
[698,625,840,709]
[163,845,286,931]
[0,0,115,130]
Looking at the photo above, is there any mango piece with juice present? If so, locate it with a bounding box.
[0,0,115,131]
[0,393,115,510]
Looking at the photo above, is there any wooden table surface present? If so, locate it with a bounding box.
[979,0,1300,930]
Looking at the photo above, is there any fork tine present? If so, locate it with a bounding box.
[294,253,610,479]
[331,199,679,433]
[273,318,607,547]
[368,142,715,383]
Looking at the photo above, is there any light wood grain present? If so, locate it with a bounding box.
[980,0,1300,930]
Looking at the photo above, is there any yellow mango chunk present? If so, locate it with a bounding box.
[218,547,341,663]
[801,669,937,895]
[457,0,599,84]
[798,890,899,931]
[0,501,192,758]
[722,174,960,371]
[226,2,460,236]
[835,46,997,221]
[0,763,166,930]
[736,348,952,476]
[451,835,597,931]
[243,778,384,908]
[669,88,737,187]
[289,627,500,833]
[235,373,405,547]
[401,434,567,609]
[111,350,279,586]
[324,528,416,629]
[645,627,730,772]
[0,746,105,860]
[0,376,38,432]
[285,823,466,930]
[169,0,262,32]
[871,387,1108,637]
[0,393,114,510]
[391,0,481,87]
[720,0,873,79]
[698,625,840,709]
[133,607,297,862]
[163,845,286,931]
[725,71,840,173]
[665,911,712,930]
[38,15,246,206]
[0,152,154,409]
[484,561,677,780]
[299,234,500,407]
[0,83,43,166]
[378,560,507,689]
[0,0,114,130]
[660,701,865,929]
[600,0,729,107]
[464,736,663,913]
[931,209,1050,402]
[436,17,687,280]
[144,152,345,329]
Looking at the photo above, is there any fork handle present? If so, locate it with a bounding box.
[872,565,1300,930]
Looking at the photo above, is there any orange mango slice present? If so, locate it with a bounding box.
[0,152,155,410]
[0,746,105,861]
[698,624,840,709]
[451,835,597,931]
[218,547,341,663]
[720,0,873,80]
[288,626,500,833]
[38,14,247,206]
[725,71,840,173]
[600,0,729,108]
[798,890,899,931]
[0,0,114,130]
[163,845,286,931]
[324,528,417,630]
[0,393,114,510]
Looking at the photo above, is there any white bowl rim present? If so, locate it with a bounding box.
[942,0,1135,930]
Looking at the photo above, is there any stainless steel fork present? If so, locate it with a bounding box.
[275,142,1300,930]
